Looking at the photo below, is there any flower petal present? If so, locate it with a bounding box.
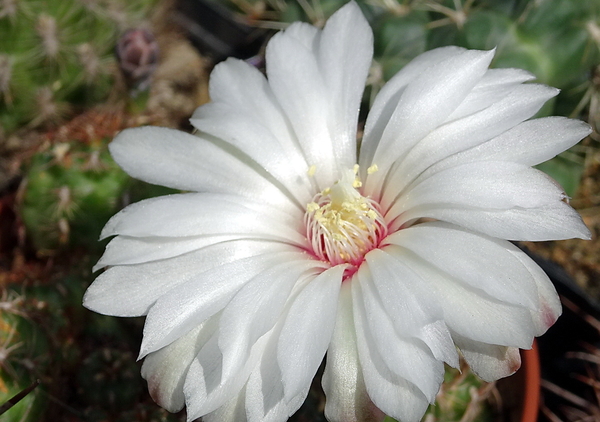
[245,330,310,422]
[504,247,562,335]
[363,249,443,336]
[444,68,536,122]
[385,222,539,309]
[141,321,215,412]
[100,193,305,247]
[84,239,281,317]
[317,1,373,169]
[266,1,372,188]
[201,390,247,422]
[184,324,261,419]
[93,234,240,271]
[109,127,294,206]
[360,46,467,175]
[218,261,325,381]
[429,116,592,172]
[139,250,307,357]
[278,265,345,401]
[322,283,386,422]
[399,201,590,241]
[389,162,566,225]
[191,58,314,205]
[453,333,521,382]
[353,268,443,401]
[352,273,431,422]
[363,49,495,193]
[191,102,313,206]
[396,250,536,348]
[381,83,559,207]
[362,249,458,366]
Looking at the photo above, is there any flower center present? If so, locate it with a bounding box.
[305,166,387,266]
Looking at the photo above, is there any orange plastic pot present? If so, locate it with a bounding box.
[520,342,541,422]
[496,340,541,422]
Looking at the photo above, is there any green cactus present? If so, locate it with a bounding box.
[0,0,160,139]
[421,364,495,422]
[0,290,49,422]
[19,136,130,255]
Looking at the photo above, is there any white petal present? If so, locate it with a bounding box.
[280,20,319,48]
[353,267,443,401]
[419,320,460,368]
[141,321,214,412]
[100,193,305,246]
[399,201,590,241]
[204,57,304,163]
[360,46,467,174]
[363,49,495,193]
[84,239,281,317]
[352,277,431,422]
[218,261,324,381]
[381,83,559,207]
[243,291,315,422]
[389,162,566,224]
[444,68,536,121]
[322,283,386,422]
[191,102,313,205]
[93,234,240,271]
[109,127,293,206]
[316,1,373,170]
[183,322,269,419]
[363,249,443,336]
[453,333,522,382]
[361,249,458,367]
[191,56,314,205]
[396,250,536,348]
[265,2,372,187]
[139,250,308,357]
[504,247,562,335]
[278,265,344,401]
[265,25,335,188]
[385,222,539,309]
[245,335,309,422]
[430,117,592,172]
[201,389,247,422]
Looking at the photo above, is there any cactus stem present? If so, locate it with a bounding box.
[36,14,60,60]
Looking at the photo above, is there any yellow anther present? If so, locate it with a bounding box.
[367,164,379,175]
[306,202,320,213]
[304,165,388,266]
[307,165,317,177]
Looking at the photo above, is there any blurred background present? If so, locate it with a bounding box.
[0,0,600,421]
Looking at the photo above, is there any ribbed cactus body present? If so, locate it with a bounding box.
[0,0,160,139]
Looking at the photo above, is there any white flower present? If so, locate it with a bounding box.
[83,3,591,422]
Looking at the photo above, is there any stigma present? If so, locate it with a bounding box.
[305,167,387,266]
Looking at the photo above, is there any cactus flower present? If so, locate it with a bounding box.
[84,2,591,422]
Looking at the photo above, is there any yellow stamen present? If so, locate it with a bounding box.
[304,167,387,265]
